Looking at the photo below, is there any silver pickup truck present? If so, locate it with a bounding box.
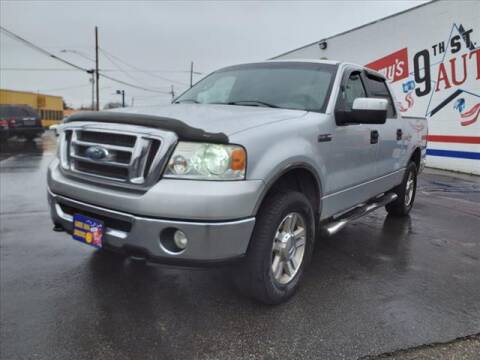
[48,60,427,304]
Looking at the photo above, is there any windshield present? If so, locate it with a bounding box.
[175,62,337,112]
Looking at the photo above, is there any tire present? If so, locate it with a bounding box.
[233,191,315,304]
[385,162,417,217]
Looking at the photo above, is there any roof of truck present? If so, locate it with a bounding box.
[240,59,386,79]
[265,59,340,65]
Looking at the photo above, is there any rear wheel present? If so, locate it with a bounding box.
[385,162,417,216]
[233,191,315,304]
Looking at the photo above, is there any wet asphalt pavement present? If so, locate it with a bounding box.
[1,133,479,360]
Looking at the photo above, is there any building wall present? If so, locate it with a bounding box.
[0,89,64,127]
[275,0,480,175]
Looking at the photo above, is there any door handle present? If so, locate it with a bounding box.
[370,130,379,144]
[396,128,403,140]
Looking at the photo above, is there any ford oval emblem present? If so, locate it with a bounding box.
[85,146,109,160]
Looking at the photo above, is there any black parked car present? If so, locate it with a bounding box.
[0,105,44,141]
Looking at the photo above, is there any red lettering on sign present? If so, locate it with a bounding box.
[366,48,409,82]
[435,63,452,91]
[469,48,480,80]
[450,53,468,86]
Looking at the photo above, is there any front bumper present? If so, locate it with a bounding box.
[48,189,256,265]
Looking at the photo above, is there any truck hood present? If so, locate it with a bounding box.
[112,103,307,136]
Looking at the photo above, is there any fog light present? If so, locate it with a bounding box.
[173,230,188,249]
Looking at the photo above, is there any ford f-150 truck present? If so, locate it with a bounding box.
[48,60,427,304]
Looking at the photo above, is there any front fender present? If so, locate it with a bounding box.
[234,118,330,215]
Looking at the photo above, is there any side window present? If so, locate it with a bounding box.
[339,72,367,111]
[363,75,396,117]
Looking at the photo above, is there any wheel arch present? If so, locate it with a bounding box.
[253,163,323,219]
[410,147,421,170]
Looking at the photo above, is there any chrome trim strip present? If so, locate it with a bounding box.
[71,139,134,152]
[55,203,73,222]
[54,201,128,239]
[105,229,128,239]
[70,154,130,168]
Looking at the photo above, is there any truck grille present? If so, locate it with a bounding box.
[59,123,175,187]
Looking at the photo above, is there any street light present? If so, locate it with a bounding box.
[60,49,95,62]
[116,90,125,107]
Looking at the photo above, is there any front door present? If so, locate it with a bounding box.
[322,69,379,217]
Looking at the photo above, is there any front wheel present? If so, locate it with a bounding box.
[385,162,417,216]
[233,191,315,304]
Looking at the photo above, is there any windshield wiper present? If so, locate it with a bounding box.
[215,100,279,108]
[174,99,200,104]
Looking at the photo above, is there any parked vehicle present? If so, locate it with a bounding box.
[0,104,44,141]
[47,60,427,304]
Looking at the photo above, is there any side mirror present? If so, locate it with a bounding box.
[336,98,388,125]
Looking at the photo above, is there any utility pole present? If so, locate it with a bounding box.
[95,26,100,110]
[87,70,95,110]
[190,61,194,88]
[170,85,175,101]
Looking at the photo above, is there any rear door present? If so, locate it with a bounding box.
[362,73,405,177]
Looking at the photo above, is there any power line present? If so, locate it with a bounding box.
[39,84,112,92]
[0,27,171,95]
[98,48,183,94]
[0,26,88,72]
[60,49,96,62]
[1,67,203,74]
[0,68,86,71]
[1,26,194,100]
[99,73,171,94]
[100,48,154,88]
[99,47,189,86]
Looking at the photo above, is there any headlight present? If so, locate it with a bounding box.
[164,142,246,180]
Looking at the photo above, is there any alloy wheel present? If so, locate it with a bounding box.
[271,212,307,285]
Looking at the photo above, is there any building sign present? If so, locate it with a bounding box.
[366,24,479,125]
[366,48,409,82]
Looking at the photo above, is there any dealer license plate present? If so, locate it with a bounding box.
[72,214,104,248]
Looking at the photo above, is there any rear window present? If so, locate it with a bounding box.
[363,74,396,118]
[0,105,38,118]
[22,106,39,117]
[0,105,17,117]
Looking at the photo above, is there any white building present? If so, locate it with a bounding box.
[273,0,480,175]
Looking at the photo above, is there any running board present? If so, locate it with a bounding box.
[322,193,398,236]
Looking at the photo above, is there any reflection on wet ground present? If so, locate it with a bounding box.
[0,133,57,161]
[1,133,479,360]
